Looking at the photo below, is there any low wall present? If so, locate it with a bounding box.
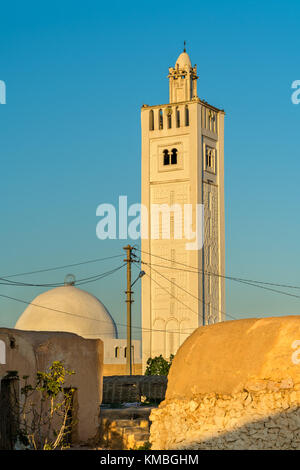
[99,407,152,449]
[103,363,142,376]
[102,375,167,404]
[150,379,300,449]
[0,328,103,446]
[149,317,300,450]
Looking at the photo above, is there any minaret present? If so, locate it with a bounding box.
[141,48,225,371]
[168,46,198,103]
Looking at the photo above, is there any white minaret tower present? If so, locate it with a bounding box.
[141,47,225,370]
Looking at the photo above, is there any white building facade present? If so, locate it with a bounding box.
[15,284,142,375]
[141,49,225,370]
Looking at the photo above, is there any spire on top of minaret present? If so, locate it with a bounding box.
[168,46,198,103]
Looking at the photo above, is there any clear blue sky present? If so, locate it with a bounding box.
[0,0,300,339]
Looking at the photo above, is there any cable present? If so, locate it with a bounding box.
[0,263,127,289]
[0,264,127,289]
[144,261,300,302]
[135,248,300,296]
[138,261,237,321]
[143,271,199,318]
[0,290,190,335]
[133,263,228,328]
[140,260,237,321]
[1,254,124,279]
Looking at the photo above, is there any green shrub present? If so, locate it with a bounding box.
[144,354,174,376]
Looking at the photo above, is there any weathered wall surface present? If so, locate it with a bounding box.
[99,407,151,450]
[0,328,103,445]
[103,363,142,376]
[102,375,167,404]
[150,317,300,450]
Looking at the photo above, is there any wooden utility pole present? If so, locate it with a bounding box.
[123,245,133,375]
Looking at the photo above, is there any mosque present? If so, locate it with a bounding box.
[15,47,225,374]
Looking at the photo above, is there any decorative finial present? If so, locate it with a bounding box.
[64,273,76,286]
[183,40,186,53]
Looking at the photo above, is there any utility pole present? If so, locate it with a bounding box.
[123,245,133,375]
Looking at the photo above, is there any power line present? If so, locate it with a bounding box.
[142,271,199,318]
[144,261,300,302]
[139,260,237,321]
[0,289,190,335]
[1,254,124,279]
[135,248,300,295]
[0,264,127,289]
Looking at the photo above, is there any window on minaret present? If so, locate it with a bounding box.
[205,146,216,173]
[185,105,189,126]
[115,346,119,358]
[171,148,177,164]
[159,109,163,129]
[167,112,172,129]
[163,149,170,165]
[176,107,180,127]
[149,110,154,130]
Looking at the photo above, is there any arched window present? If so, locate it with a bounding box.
[159,109,163,129]
[185,105,189,126]
[171,148,177,165]
[163,149,170,165]
[167,112,172,129]
[149,110,154,131]
[124,347,127,358]
[205,146,215,172]
[176,107,180,128]
[115,346,119,358]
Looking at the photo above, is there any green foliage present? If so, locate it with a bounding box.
[16,361,76,450]
[136,441,152,450]
[144,354,174,376]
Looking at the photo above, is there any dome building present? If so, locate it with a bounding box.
[15,285,118,341]
[15,282,142,375]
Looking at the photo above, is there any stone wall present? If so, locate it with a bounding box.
[149,317,300,450]
[150,378,300,449]
[99,407,151,449]
[102,375,167,404]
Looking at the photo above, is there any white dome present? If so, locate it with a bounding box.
[175,51,192,68]
[15,286,117,340]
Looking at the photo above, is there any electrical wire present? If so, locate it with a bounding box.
[0,264,126,288]
[134,248,300,296]
[139,260,236,321]
[0,290,191,335]
[1,254,124,279]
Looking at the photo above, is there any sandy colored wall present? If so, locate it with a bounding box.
[150,381,300,449]
[103,363,142,376]
[0,328,103,445]
[150,317,300,450]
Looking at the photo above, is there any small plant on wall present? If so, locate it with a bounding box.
[12,360,76,450]
[144,354,174,376]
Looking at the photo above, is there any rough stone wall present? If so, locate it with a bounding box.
[99,407,152,450]
[150,378,300,450]
[102,375,167,404]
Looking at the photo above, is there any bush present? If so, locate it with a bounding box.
[144,354,174,376]
[15,361,76,450]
